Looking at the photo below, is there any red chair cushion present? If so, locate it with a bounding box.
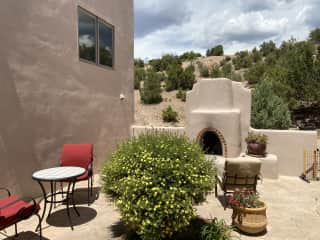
[77,171,89,181]
[60,144,93,170]
[0,195,19,209]
[0,196,40,229]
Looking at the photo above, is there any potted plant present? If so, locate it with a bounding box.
[245,132,268,157]
[229,189,267,235]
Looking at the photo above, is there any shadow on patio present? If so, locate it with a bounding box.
[47,207,97,228]
[109,218,208,240]
[0,231,49,240]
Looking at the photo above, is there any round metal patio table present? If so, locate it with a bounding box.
[32,166,86,230]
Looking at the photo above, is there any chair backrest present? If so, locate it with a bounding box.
[223,158,261,190]
[60,144,93,169]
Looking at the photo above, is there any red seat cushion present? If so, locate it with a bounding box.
[76,171,89,181]
[0,196,40,230]
[60,144,93,170]
[62,171,89,182]
[0,195,19,209]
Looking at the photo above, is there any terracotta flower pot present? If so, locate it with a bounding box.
[247,142,266,157]
[232,202,267,235]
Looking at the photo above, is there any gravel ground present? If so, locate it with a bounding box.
[134,89,186,127]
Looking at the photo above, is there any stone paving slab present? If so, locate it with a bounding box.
[1,175,320,240]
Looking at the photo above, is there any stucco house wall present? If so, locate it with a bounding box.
[0,0,133,197]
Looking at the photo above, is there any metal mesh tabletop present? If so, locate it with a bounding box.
[32,167,86,181]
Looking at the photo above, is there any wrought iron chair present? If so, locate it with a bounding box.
[0,188,42,239]
[58,144,94,205]
[215,158,261,209]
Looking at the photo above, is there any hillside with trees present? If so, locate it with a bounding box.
[134,28,320,129]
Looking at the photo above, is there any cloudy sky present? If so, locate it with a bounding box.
[134,0,320,60]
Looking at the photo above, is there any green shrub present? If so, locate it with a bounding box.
[149,58,162,72]
[244,62,266,85]
[309,28,320,44]
[134,67,146,90]
[176,89,187,102]
[101,132,215,240]
[201,218,232,240]
[140,69,162,104]
[206,45,224,56]
[251,47,262,63]
[232,51,252,69]
[165,64,183,91]
[221,63,232,78]
[180,65,195,90]
[260,40,277,57]
[161,54,182,71]
[162,105,178,122]
[230,71,242,82]
[199,63,210,78]
[210,64,221,78]
[251,81,291,129]
[134,58,144,68]
[179,51,202,61]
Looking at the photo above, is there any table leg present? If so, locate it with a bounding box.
[66,181,74,230]
[47,181,54,217]
[36,181,47,232]
[71,181,80,216]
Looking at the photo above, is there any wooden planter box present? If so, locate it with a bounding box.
[232,202,267,235]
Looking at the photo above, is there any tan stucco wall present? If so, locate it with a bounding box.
[251,128,317,176]
[0,0,133,197]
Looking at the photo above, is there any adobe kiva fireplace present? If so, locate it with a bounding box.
[186,78,251,157]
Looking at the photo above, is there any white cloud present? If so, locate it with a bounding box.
[79,35,94,47]
[134,0,319,59]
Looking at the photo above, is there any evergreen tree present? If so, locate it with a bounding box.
[251,81,291,129]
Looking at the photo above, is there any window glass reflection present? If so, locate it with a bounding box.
[78,10,96,62]
[99,21,113,67]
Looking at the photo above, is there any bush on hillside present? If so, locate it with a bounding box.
[165,64,183,91]
[265,40,320,107]
[176,89,187,102]
[134,67,146,89]
[149,58,162,72]
[179,51,202,61]
[221,63,232,78]
[101,132,215,240]
[162,105,179,122]
[230,71,242,82]
[309,28,320,44]
[140,69,162,104]
[180,65,195,90]
[251,47,262,63]
[232,51,252,70]
[206,45,224,56]
[260,40,277,57]
[198,63,210,78]
[251,81,291,129]
[134,58,144,68]
[210,64,221,78]
[244,62,266,85]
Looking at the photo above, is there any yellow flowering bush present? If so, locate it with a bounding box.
[101,132,215,240]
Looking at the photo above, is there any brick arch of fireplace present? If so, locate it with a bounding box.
[196,127,228,158]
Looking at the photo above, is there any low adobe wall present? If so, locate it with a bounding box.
[131,126,317,177]
[131,125,186,137]
[251,128,317,176]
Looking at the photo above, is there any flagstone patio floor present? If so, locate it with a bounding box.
[1,175,319,240]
